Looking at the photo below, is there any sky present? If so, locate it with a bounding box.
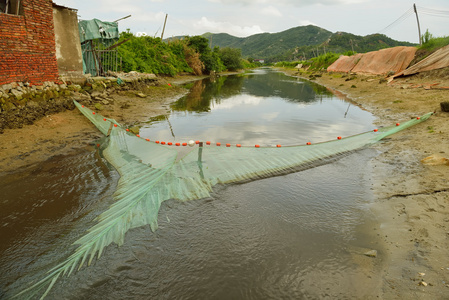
[54,0,448,44]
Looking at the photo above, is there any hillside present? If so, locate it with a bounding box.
[201,25,416,62]
[204,25,333,60]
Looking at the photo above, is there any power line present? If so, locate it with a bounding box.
[417,6,449,18]
[378,5,449,36]
[378,7,414,34]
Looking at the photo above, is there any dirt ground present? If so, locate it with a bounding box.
[1,70,449,298]
[303,69,449,299]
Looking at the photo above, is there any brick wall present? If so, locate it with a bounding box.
[0,0,59,86]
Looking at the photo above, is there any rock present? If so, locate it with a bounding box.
[10,89,24,100]
[94,103,104,111]
[364,250,377,258]
[441,101,449,112]
[136,92,147,98]
[421,154,449,166]
[68,84,82,92]
[128,126,140,134]
[90,91,103,98]
[2,83,12,91]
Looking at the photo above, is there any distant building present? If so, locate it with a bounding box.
[0,0,83,86]
[253,59,265,64]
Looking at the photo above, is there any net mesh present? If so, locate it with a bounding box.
[11,100,432,299]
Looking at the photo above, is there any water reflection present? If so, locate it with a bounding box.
[141,68,375,146]
[171,69,333,113]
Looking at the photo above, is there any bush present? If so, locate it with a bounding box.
[116,33,193,76]
[419,30,449,52]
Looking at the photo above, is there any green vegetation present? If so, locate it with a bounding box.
[419,29,449,52]
[202,25,415,63]
[116,33,256,76]
[275,51,352,71]
[117,32,193,76]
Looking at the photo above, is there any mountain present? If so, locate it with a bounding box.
[201,25,416,63]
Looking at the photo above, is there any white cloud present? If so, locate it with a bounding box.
[261,6,282,17]
[194,17,265,37]
[207,0,368,6]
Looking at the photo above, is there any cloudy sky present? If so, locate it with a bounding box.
[54,0,448,43]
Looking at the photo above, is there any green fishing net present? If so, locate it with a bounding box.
[12,100,432,299]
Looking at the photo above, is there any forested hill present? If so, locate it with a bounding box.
[201,25,416,63]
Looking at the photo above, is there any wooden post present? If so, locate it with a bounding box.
[161,14,168,40]
[413,3,422,45]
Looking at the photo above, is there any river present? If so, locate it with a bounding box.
[0,69,384,299]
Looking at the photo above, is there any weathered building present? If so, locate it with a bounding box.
[52,3,84,83]
[0,0,83,86]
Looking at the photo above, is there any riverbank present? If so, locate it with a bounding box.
[283,68,449,299]
[0,75,198,174]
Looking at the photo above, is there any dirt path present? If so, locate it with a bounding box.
[1,71,448,298]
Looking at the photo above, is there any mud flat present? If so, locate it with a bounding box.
[289,69,449,299]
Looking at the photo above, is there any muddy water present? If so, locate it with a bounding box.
[0,69,383,299]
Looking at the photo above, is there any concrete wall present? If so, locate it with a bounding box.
[52,5,84,83]
[0,0,59,85]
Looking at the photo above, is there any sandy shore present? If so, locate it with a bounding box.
[1,71,448,298]
[303,70,449,299]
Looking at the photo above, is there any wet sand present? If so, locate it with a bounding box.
[1,71,449,298]
[300,70,449,299]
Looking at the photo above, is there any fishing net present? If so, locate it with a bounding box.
[11,100,432,299]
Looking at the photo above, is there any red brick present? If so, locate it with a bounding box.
[0,0,59,86]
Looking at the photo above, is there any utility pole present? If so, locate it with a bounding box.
[413,3,422,45]
[161,14,168,40]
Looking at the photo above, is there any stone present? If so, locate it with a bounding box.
[90,91,103,98]
[136,92,147,98]
[421,154,449,166]
[2,83,12,92]
[128,126,140,134]
[364,250,377,258]
[94,103,104,111]
[10,89,24,101]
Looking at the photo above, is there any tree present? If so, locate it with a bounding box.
[219,47,243,71]
[186,36,225,74]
